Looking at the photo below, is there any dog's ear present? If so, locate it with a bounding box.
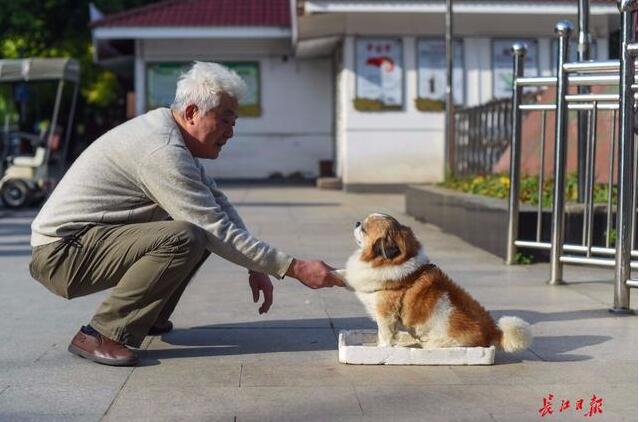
[373,236,401,260]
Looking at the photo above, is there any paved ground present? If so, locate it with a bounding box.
[0,185,636,422]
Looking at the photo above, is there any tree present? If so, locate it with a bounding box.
[0,0,158,148]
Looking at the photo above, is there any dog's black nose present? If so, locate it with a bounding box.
[355,222,361,228]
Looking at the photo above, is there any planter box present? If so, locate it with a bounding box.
[405,185,615,261]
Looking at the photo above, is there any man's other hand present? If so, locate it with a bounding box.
[285,259,346,289]
[248,271,274,314]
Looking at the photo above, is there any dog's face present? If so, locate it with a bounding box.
[353,213,421,267]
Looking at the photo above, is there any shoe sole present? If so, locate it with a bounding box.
[68,344,139,367]
[147,328,172,336]
[148,321,173,336]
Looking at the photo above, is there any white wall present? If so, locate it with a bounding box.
[335,30,614,187]
[137,39,334,179]
[464,38,492,106]
[205,57,334,179]
[338,36,445,187]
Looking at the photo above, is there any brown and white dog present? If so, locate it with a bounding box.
[343,213,531,352]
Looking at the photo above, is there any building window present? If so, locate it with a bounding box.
[550,39,598,75]
[354,38,404,111]
[416,38,464,111]
[147,63,189,111]
[492,39,539,99]
[146,61,262,117]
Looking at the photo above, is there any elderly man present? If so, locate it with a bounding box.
[29,62,344,367]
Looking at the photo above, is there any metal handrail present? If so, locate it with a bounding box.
[517,74,620,86]
[452,96,519,177]
[519,103,620,110]
[563,60,620,73]
[565,94,620,102]
[506,0,638,312]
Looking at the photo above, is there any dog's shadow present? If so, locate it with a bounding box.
[490,309,620,363]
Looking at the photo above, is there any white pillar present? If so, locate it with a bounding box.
[539,38,552,76]
[464,38,492,106]
[595,37,609,60]
[404,36,417,113]
[336,36,354,181]
[477,38,493,104]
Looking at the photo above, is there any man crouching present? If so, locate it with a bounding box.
[29,62,343,366]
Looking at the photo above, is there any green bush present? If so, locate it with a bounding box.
[439,173,617,207]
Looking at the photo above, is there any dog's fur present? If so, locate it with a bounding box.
[343,213,531,352]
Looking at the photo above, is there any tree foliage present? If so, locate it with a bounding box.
[0,0,158,140]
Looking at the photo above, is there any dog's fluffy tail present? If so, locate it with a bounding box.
[497,316,532,353]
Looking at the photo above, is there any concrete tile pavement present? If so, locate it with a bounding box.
[0,185,636,421]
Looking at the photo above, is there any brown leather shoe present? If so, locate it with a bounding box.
[68,327,138,366]
[148,320,173,336]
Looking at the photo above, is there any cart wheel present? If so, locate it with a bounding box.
[1,179,32,208]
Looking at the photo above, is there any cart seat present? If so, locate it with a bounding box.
[10,146,46,167]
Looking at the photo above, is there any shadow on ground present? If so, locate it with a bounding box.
[234,202,341,207]
[490,308,629,324]
[0,223,32,237]
[528,335,612,362]
[137,317,610,365]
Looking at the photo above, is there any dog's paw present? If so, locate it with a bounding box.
[331,269,354,291]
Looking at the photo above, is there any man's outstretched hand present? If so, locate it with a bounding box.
[248,271,273,314]
[285,258,345,289]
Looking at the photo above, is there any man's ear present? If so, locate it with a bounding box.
[184,104,199,124]
[373,236,400,260]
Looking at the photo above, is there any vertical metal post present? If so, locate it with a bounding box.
[577,0,592,202]
[506,43,527,265]
[536,111,547,243]
[548,21,573,285]
[611,0,636,313]
[444,0,455,176]
[62,81,80,165]
[583,102,598,257]
[606,110,617,248]
[40,80,65,181]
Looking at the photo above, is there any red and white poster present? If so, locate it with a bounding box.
[355,38,403,106]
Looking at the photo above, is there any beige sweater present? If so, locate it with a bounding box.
[31,108,293,279]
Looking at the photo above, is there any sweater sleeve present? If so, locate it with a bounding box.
[137,145,293,279]
[195,160,248,231]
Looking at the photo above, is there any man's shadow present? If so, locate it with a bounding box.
[138,317,374,365]
[138,314,613,365]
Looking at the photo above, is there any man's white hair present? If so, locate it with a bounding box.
[171,61,246,114]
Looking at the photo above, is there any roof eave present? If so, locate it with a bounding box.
[304,1,620,15]
[93,26,292,40]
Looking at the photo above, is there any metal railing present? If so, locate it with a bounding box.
[452,98,513,177]
[506,0,638,312]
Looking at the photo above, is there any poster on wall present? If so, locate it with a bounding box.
[146,62,261,116]
[355,38,403,110]
[492,39,538,99]
[416,39,464,111]
[224,62,261,116]
[146,63,189,110]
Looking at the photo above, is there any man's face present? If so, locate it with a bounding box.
[188,94,238,159]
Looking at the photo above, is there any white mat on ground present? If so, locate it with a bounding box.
[338,330,495,365]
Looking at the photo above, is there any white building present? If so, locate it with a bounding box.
[92,0,620,191]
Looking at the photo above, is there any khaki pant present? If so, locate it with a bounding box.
[29,221,210,347]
